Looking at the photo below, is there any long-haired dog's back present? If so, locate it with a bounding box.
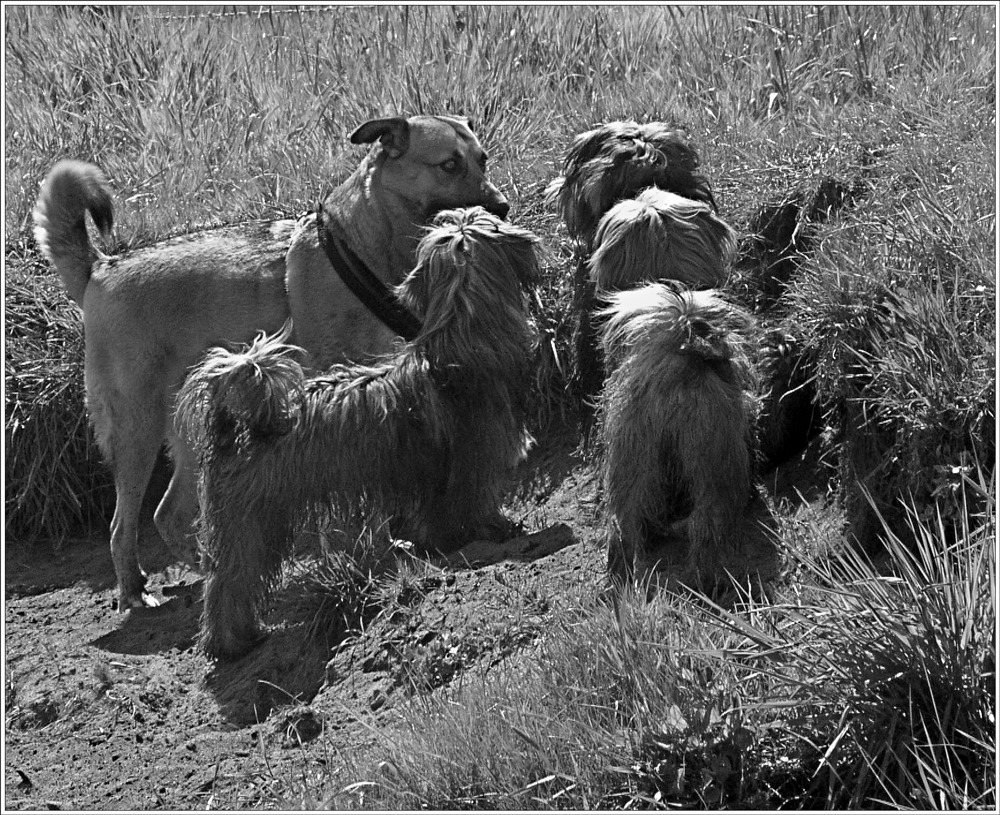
[597,283,773,587]
[177,207,539,659]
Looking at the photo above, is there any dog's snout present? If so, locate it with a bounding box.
[487,195,510,220]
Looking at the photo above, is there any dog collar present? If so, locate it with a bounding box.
[315,204,423,341]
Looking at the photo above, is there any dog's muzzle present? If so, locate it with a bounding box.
[487,198,511,220]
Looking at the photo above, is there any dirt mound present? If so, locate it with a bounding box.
[2,427,590,808]
[4,422,802,809]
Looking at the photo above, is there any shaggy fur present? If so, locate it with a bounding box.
[588,188,736,292]
[596,283,776,588]
[176,208,540,660]
[32,115,510,611]
[546,121,717,247]
[545,121,723,421]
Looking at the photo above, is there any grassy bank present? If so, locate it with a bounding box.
[338,477,994,810]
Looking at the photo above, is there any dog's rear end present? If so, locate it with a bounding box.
[33,161,293,609]
[176,328,316,658]
[597,284,771,588]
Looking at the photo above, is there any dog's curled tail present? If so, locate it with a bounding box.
[32,160,114,306]
[599,283,755,375]
[176,323,307,452]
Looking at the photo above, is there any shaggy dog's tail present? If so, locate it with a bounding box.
[175,324,306,453]
[598,282,755,374]
[32,160,114,306]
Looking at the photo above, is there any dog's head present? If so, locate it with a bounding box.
[395,207,539,362]
[588,188,736,292]
[546,121,717,245]
[352,115,510,222]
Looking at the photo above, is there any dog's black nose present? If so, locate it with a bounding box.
[488,199,511,220]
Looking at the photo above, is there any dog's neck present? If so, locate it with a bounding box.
[322,152,423,285]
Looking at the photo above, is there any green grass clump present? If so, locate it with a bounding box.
[4,252,115,541]
[281,522,407,652]
[731,473,996,810]
[783,106,995,547]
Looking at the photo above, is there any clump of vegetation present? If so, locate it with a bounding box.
[282,524,403,650]
[334,472,994,810]
[4,253,115,541]
[750,477,995,810]
[786,120,995,549]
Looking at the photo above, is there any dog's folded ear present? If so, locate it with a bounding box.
[351,117,410,158]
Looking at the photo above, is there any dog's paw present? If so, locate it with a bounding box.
[476,513,524,543]
[115,591,160,611]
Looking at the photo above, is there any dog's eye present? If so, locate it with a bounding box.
[439,158,461,175]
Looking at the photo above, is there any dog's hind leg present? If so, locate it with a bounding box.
[86,345,164,609]
[104,409,163,609]
[200,501,291,660]
[673,380,753,581]
[153,430,200,567]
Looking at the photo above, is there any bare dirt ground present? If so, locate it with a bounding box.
[4,424,794,810]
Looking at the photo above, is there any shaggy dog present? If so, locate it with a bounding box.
[596,283,776,589]
[588,187,736,293]
[546,121,717,247]
[545,121,726,420]
[175,208,540,659]
[32,115,510,610]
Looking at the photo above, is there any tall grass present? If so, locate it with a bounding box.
[4,5,994,238]
[4,253,115,539]
[772,479,995,809]
[331,587,759,809]
[4,4,994,542]
[785,109,995,547]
